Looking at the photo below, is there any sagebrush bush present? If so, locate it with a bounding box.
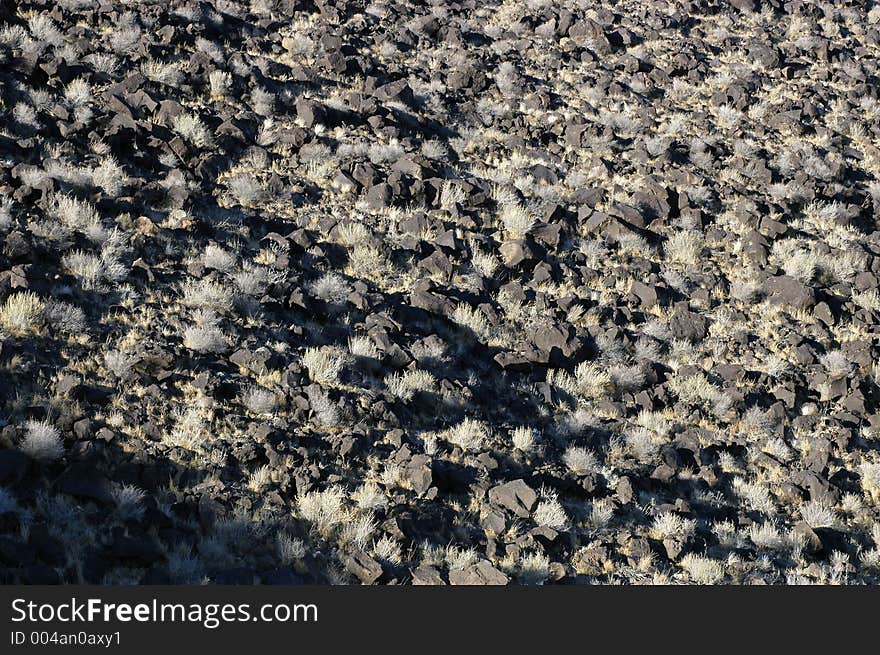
[444,418,489,452]
[665,230,703,265]
[208,70,232,97]
[113,484,146,521]
[309,272,351,304]
[64,78,92,106]
[680,554,724,584]
[241,386,277,415]
[652,513,696,541]
[348,335,380,361]
[499,201,535,238]
[451,304,491,341]
[0,291,45,335]
[180,279,233,312]
[172,112,212,147]
[183,323,227,353]
[20,419,64,462]
[510,426,537,453]
[201,244,236,271]
[302,347,344,386]
[43,300,87,334]
[296,486,346,534]
[384,369,436,401]
[533,491,567,530]
[563,446,599,475]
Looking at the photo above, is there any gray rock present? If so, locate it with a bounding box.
[410,289,454,316]
[55,464,114,505]
[295,98,325,127]
[343,549,383,584]
[405,455,433,495]
[364,182,392,210]
[448,560,509,585]
[229,348,272,375]
[529,322,571,356]
[500,240,536,268]
[630,280,658,307]
[765,275,815,310]
[373,79,414,106]
[488,479,537,517]
[669,303,708,341]
[411,565,446,585]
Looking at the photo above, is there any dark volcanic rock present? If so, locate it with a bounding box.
[448,560,509,585]
[765,275,815,310]
[343,549,383,584]
[55,464,114,505]
[1,0,877,588]
[488,479,537,517]
[669,303,708,341]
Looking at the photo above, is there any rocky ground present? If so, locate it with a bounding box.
[1,0,880,585]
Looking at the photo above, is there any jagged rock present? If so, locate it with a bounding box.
[766,275,816,310]
[500,240,537,268]
[448,560,509,585]
[669,303,708,341]
[55,465,114,505]
[411,565,446,585]
[343,549,383,584]
[488,479,537,517]
[404,455,433,495]
[630,280,658,307]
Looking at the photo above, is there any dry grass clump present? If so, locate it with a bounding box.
[499,202,535,238]
[348,335,380,361]
[202,244,236,272]
[113,484,146,521]
[799,500,838,529]
[208,70,232,97]
[247,466,272,492]
[533,490,568,530]
[20,419,64,462]
[64,78,92,106]
[172,112,213,147]
[91,155,126,196]
[451,304,491,341]
[667,372,733,417]
[563,446,599,475]
[680,554,724,584]
[302,346,345,386]
[182,322,227,353]
[309,273,351,304]
[43,299,87,334]
[61,249,127,289]
[180,279,234,312]
[664,230,703,266]
[384,369,436,401]
[860,462,880,503]
[240,386,278,415]
[546,362,612,401]
[510,426,537,453]
[296,485,347,534]
[651,513,697,541]
[0,292,45,335]
[443,418,489,452]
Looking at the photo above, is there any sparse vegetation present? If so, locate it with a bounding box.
[1,0,879,587]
